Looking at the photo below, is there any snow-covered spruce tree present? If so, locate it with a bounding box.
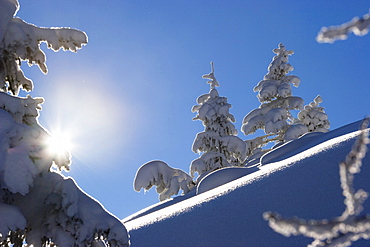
[190,62,246,179]
[241,43,304,159]
[0,1,129,246]
[264,118,370,247]
[284,95,330,141]
[298,95,329,132]
[317,9,370,43]
[134,161,195,201]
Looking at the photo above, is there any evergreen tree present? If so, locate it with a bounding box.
[241,43,305,160]
[190,63,246,178]
[0,1,129,246]
[284,95,330,141]
[298,95,330,132]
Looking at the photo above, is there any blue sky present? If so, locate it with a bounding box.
[17,1,370,219]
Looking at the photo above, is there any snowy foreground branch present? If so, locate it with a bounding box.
[0,0,87,95]
[264,118,370,247]
[317,10,370,43]
[0,1,129,246]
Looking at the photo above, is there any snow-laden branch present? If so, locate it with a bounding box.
[192,132,246,163]
[10,172,129,247]
[0,92,43,126]
[0,203,26,239]
[0,1,129,246]
[0,4,87,95]
[264,118,370,247]
[317,10,370,43]
[241,96,305,137]
[0,106,129,246]
[134,160,195,201]
[191,152,229,178]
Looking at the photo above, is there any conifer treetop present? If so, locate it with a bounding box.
[253,43,301,103]
[202,62,219,90]
[264,43,295,81]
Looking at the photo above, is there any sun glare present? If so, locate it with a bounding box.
[47,131,73,156]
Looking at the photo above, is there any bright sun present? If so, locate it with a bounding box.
[47,131,73,156]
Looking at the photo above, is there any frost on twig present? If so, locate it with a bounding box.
[264,118,370,247]
[317,10,370,43]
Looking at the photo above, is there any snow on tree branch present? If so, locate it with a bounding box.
[9,172,130,247]
[0,203,26,240]
[0,92,43,126]
[134,160,195,201]
[264,118,370,247]
[317,10,370,43]
[0,107,70,196]
[0,1,129,246]
[0,1,87,95]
